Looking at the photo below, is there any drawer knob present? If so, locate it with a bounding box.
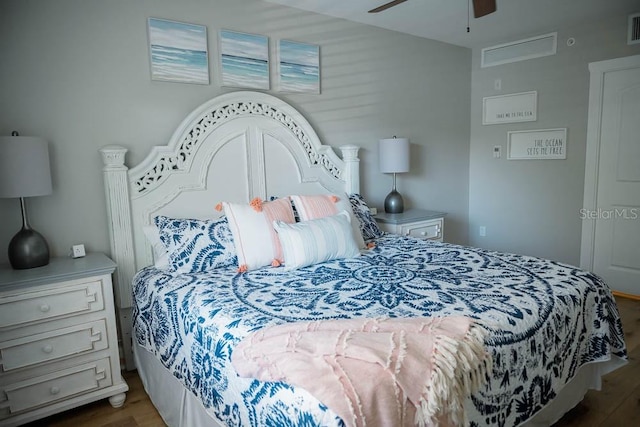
[50,386,60,395]
[42,344,54,353]
[420,231,427,236]
[39,304,50,313]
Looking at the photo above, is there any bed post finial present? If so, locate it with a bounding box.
[100,145,136,370]
[340,145,360,195]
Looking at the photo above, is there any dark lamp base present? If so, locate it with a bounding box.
[8,227,50,269]
[384,190,404,213]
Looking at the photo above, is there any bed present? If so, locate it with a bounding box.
[100,91,627,426]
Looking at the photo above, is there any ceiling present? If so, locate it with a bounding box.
[262,0,639,49]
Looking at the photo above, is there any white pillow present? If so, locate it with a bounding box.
[274,211,360,271]
[223,198,295,271]
[142,224,170,270]
[290,194,366,249]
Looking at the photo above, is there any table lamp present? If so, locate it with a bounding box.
[379,136,409,213]
[0,132,53,269]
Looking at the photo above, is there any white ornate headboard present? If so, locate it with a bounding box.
[100,91,359,369]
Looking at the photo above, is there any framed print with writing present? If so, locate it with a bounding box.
[483,91,537,125]
[507,128,567,160]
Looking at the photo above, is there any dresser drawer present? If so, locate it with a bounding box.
[0,320,108,373]
[0,358,113,417]
[0,280,104,329]
[400,219,443,240]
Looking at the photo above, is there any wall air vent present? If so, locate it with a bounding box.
[481,32,557,68]
[629,13,640,45]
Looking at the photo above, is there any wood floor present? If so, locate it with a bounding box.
[25,296,640,427]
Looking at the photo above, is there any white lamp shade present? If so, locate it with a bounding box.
[0,136,52,198]
[379,137,409,173]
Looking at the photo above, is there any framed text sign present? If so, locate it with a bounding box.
[482,91,537,125]
[507,128,567,160]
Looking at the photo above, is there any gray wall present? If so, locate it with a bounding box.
[0,0,471,265]
[468,14,640,266]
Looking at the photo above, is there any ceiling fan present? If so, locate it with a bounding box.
[368,0,497,18]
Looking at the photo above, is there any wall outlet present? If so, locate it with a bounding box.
[71,244,86,258]
[493,146,501,159]
[479,226,487,237]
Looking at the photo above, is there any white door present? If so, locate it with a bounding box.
[582,55,640,296]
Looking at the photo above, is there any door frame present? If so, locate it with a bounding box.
[580,54,640,271]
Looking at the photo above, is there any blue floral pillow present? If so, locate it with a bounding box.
[348,193,384,241]
[154,215,237,273]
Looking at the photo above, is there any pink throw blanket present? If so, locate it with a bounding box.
[232,317,491,427]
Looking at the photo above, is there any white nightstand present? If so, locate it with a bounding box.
[374,209,446,242]
[0,253,128,426]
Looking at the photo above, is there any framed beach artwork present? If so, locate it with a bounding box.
[278,40,320,94]
[147,18,209,85]
[219,30,269,89]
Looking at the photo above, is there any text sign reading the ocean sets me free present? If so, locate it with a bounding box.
[507,128,567,160]
[482,91,537,125]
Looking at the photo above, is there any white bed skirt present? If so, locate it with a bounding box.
[134,342,626,427]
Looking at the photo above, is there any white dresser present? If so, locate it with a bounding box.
[0,253,128,426]
[374,209,446,242]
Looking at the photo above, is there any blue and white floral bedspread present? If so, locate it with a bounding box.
[133,235,627,427]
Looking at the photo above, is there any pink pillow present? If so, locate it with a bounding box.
[290,194,366,249]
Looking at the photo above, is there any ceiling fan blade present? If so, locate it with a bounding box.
[472,0,497,18]
[368,0,408,14]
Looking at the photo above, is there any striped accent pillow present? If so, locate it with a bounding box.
[290,194,366,249]
[274,211,360,270]
[223,198,295,270]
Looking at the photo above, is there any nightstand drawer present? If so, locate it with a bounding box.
[0,280,104,329]
[0,358,113,417]
[0,320,108,372]
[374,209,446,243]
[401,220,443,240]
